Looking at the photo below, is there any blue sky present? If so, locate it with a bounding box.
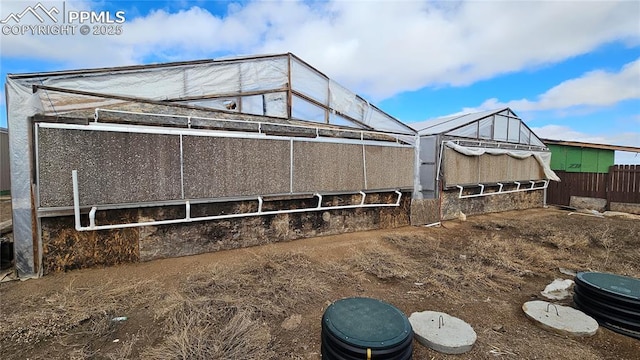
[1,0,639,163]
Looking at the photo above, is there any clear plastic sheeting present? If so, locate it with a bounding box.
[478,118,492,139]
[184,64,241,96]
[329,81,365,122]
[292,95,326,123]
[508,118,520,142]
[530,135,545,147]
[38,90,125,113]
[239,57,288,92]
[413,108,546,148]
[11,53,412,134]
[263,92,288,118]
[494,115,508,141]
[330,113,365,129]
[445,141,560,182]
[240,95,264,116]
[449,122,478,138]
[519,124,531,145]
[291,58,329,105]
[186,98,240,112]
[5,78,40,277]
[14,57,289,103]
[366,107,412,134]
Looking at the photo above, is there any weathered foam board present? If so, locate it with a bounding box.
[292,142,364,193]
[38,128,182,207]
[444,148,479,187]
[182,136,290,198]
[364,146,414,190]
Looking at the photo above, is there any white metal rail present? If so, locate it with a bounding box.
[455,180,549,199]
[72,170,402,231]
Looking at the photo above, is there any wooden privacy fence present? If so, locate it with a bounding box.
[547,165,639,207]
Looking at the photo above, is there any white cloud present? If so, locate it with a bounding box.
[534,125,628,144]
[1,0,639,99]
[465,58,640,113]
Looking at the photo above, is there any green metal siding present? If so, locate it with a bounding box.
[581,148,599,173]
[548,144,567,170]
[547,144,614,173]
[566,147,583,172]
[597,150,614,173]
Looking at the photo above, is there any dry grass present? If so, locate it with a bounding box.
[2,209,639,360]
[142,302,272,360]
[349,247,416,281]
[146,251,352,359]
[0,279,158,345]
[106,332,141,360]
[183,252,339,317]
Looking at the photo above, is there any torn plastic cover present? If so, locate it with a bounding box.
[445,141,560,181]
[6,78,41,277]
[17,57,289,101]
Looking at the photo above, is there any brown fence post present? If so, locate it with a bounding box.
[606,165,614,211]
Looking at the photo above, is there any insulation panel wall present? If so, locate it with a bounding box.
[444,148,545,187]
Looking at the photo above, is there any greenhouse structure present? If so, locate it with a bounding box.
[410,108,559,222]
[5,54,558,278]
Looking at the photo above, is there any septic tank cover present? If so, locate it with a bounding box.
[409,310,477,354]
[323,297,412,349]
[522,300,598,337]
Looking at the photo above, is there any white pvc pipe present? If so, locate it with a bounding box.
[72,170,403,232]
[89,207,97,228]
[455,180,548,199]
[72,170,81,231]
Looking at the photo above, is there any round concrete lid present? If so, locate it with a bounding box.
[522,300,598,337]
[323,297,412,349]
[409,311,477,354]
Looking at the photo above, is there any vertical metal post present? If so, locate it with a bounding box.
[179,134,185,199]
[287,54,293,119]
[72,170,81,231]
[290,139,294,193]
[362,141,368,190]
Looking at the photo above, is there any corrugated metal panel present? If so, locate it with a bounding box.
[548,144,615,174]
[548,144,567,171]
[566,147,583,173]
[598,150,615,173]
[0,128,9,193]
[581,148,600,173]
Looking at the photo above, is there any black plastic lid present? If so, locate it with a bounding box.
[322,297,412,350]
[577,272,640,301]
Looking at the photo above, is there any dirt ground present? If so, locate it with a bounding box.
[0,207,638,359]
